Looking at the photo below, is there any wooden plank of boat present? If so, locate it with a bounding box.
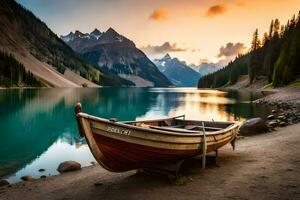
[184,125,223,131]
[149,125,202,133]
[74,103,240,172]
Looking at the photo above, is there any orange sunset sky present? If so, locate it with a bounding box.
[18,0,300,65]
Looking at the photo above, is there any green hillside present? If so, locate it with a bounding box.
[198,11,300,88]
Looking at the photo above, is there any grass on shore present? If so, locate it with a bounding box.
[289,78,300,86]
[262,78,300,88]
[262,83,274,89]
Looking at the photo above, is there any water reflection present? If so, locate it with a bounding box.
[0,87,270,182]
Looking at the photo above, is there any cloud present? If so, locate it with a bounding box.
[217,42,246,58]
[205,4,227,17]
[149,8,169,21]
[141,42,187,55]
[235,0,246,6]
[216,58,233,67]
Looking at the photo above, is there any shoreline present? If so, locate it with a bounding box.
[233,85,300,126]
[1,124,300,199]
[1,86,299,199]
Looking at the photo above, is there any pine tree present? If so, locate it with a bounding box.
[273,19,281,38]
[249,29,261,83]
[272,42,288,86]
[269,20,274,38]
[262,32,269,45]
[0,51,42,87]
[251,29,261,51]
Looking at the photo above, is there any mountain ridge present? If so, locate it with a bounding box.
[190,62,221,76]
[61,28,172,87]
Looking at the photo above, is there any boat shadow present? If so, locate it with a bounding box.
[136,155,219,180]
[89,150,247,199]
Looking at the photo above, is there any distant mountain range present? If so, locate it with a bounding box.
[61,28,172,87]
[190,63,221,76]
[153,54,201,87]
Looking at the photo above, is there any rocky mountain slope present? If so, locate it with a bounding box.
[153,54,201,87]
[0,0,131,87]
[61,28,172,87]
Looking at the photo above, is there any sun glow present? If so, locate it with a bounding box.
[17,0,300,64]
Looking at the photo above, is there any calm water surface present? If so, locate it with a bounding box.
[0,87,271,183]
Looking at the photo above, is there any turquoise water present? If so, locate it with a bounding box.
[0,87,270,183]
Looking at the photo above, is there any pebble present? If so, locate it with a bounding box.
[279,122,287,127]
[38,169,45,172]
[90,161,96,165]
[94,182,103,186]
[255,98,300,128]
[21,176,34,181]
[268,121,278,128]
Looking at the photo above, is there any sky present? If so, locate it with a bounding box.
[18,0,300,65]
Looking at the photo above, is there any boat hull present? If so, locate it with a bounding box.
[76,113,239,172]
[93,133,199,171]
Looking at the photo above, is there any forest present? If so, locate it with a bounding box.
[0,52,42,87]
[198,11,300,88]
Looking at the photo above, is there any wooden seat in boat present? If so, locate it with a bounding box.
[149,125,201,133]
[184,125,223,131]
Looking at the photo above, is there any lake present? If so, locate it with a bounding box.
[0,87,271,183]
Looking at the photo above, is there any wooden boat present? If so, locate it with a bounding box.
[75,103,240,172]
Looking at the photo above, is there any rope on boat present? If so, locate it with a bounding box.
[201,121,207,169]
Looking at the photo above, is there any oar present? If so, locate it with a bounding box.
[201,121,207,169]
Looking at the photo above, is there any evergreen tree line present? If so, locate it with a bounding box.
[7,0,100,84]
[4,1,136,87]
[198,11,300,88]
[0,51,42,87]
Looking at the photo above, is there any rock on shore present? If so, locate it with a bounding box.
[21,176,34,181]
[253,90,300,126]
[57,161,81,173]
[239,118,269,135]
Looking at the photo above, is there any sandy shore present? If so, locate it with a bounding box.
[1,124,300,200]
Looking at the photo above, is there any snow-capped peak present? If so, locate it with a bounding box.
[90,28,102,40]
[60,32,76,42]
[61,28,103,42]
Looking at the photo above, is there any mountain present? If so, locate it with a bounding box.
[61,28,172,87]
[154,54,201,87]
[0,0,129,87]
[190,63,221,76]
[198,12,300,88]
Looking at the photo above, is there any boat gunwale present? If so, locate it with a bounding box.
[77,112,240,137]
[91,126,236,146]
